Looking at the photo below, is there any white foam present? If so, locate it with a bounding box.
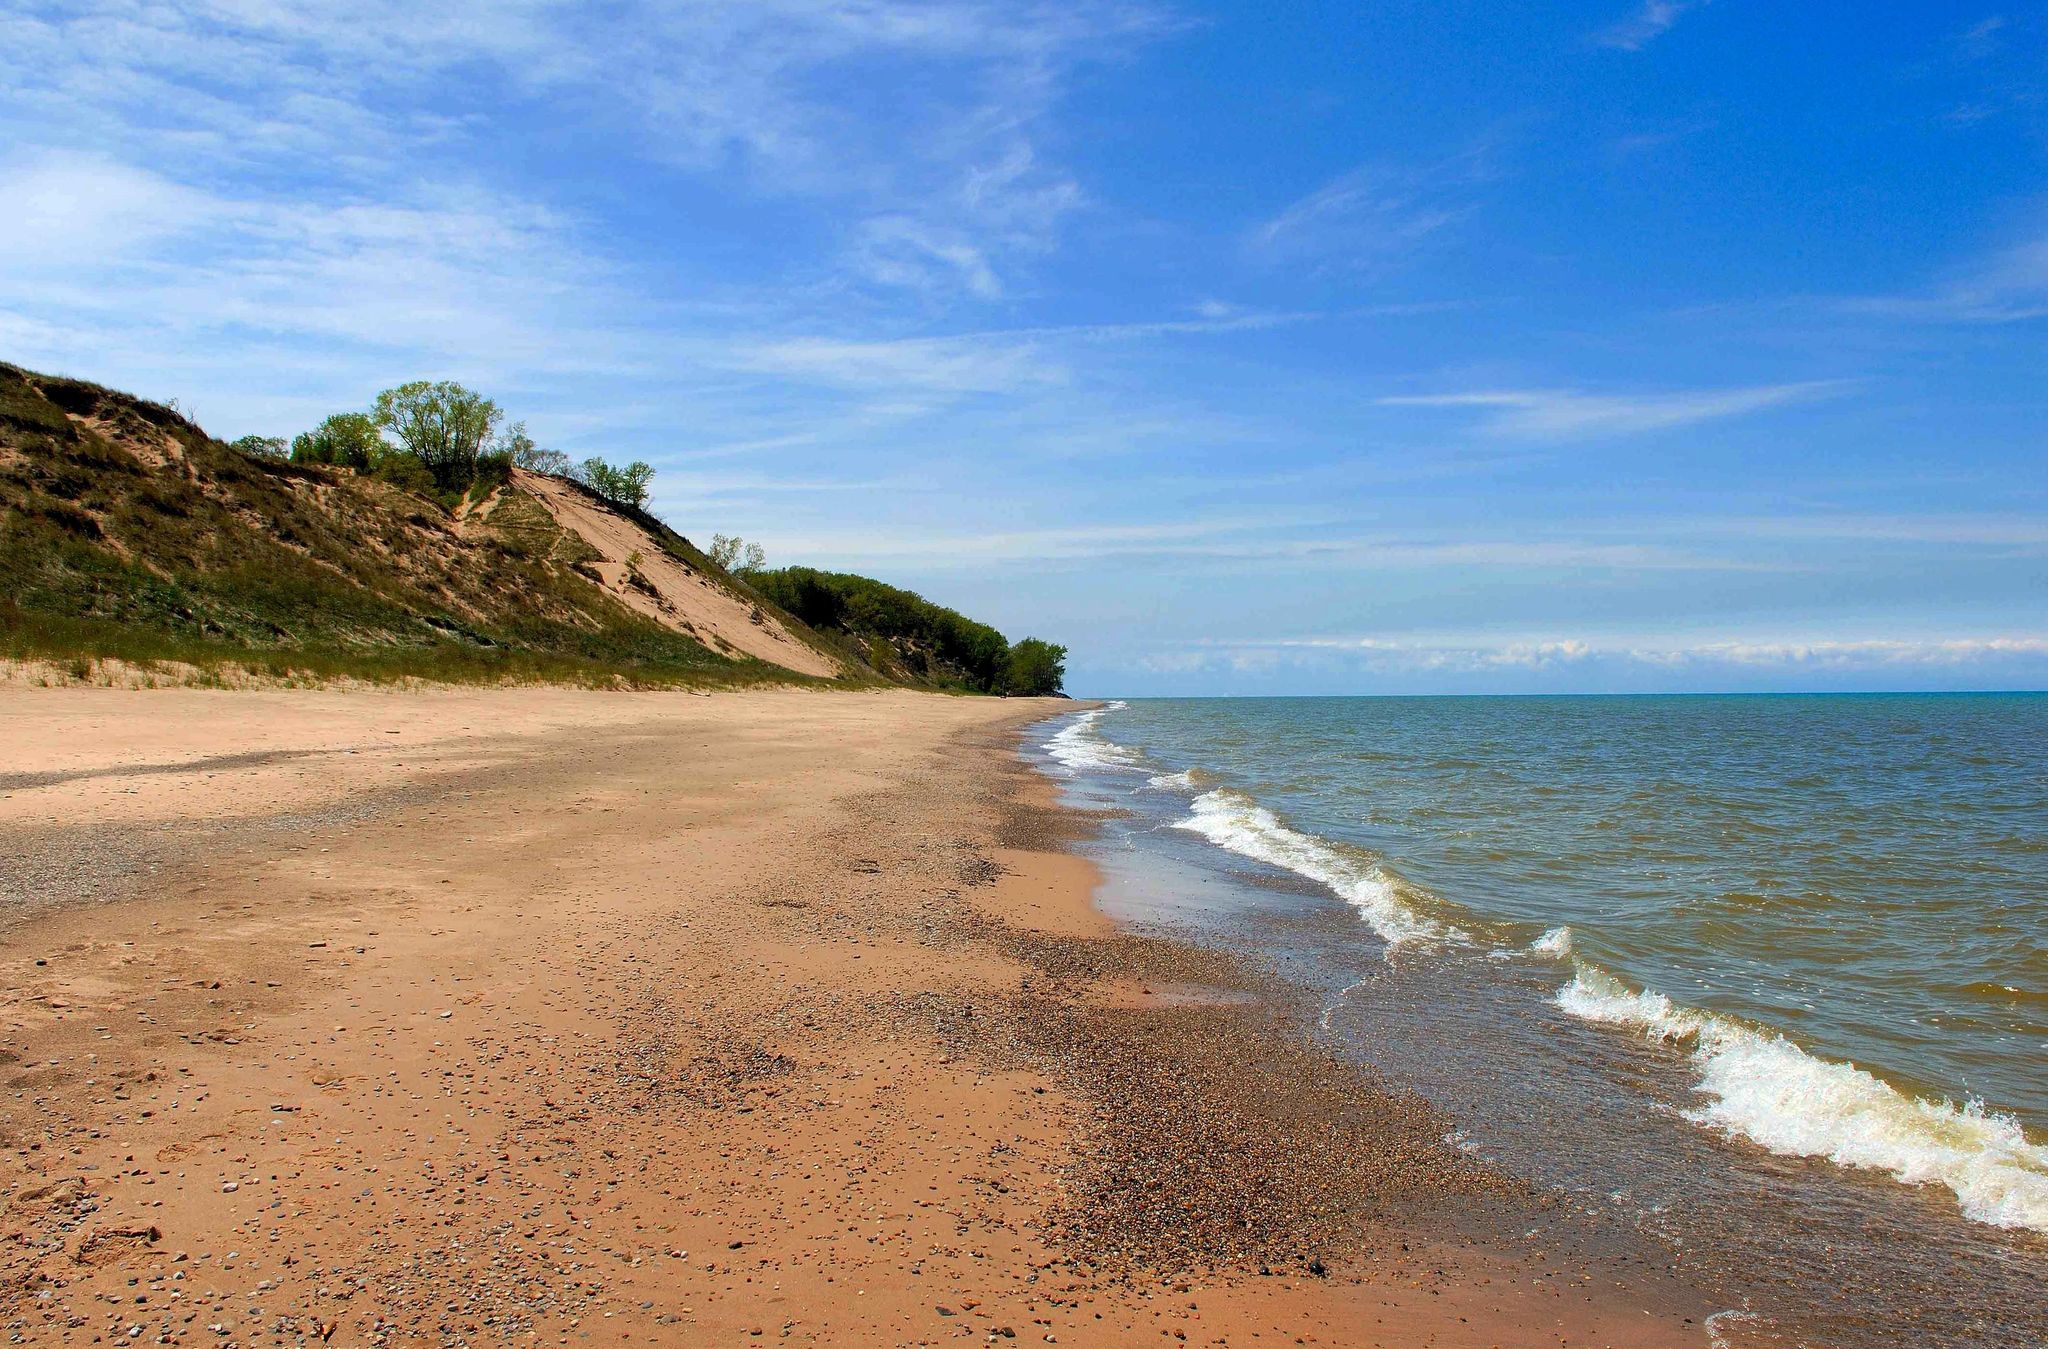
[1145,768,1200,790]
[1042,702,1143,773]
[1557,963,2048,1233]
[1172,788,1463,949]
[1530,925,1575,957]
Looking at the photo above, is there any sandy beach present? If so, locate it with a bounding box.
[0,688,1711,1346]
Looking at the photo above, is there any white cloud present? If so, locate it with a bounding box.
[1593,2,1706,52]
[726,333,1067,394]
[1184,633,2048,676]
[1250,152,1489,272]
[854,218,1007,300]
[1378,380,1849,438]
[0,153,226,267]
[0,0,1168,315]
[722,309,1326,397]
[1847,229,2048,323]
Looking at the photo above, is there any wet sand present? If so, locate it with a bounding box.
[0,687,1711,1345]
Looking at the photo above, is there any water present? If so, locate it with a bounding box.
[1035,694,2048,1346]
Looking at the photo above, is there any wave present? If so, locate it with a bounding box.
[1042,701,1145,773]
[1143,766,1217,791]
[1557,963,2048,1232]
[1530,925,1575,957]
[1172,788,1464,949]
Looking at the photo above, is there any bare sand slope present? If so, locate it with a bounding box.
[510,469,838,677]
[0,688,1710,1347]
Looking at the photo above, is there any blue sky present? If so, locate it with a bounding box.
[2,1,2044,695]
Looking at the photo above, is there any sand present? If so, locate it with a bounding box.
[0,687,1713,1346]
[505,471,838,677]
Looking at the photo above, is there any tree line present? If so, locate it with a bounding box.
[749,565,1065,695]
[232,380,652,509]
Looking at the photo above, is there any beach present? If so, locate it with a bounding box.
[0,687,1711,1347]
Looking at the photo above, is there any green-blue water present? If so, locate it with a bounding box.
[1046,693,2048,1234]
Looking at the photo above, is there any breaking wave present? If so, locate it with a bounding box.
[1557,963,2048,1233]
[1043,701,1144,773]
[1172,788,1464,949]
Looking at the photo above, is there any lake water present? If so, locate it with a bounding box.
[1031,694,2048,1347]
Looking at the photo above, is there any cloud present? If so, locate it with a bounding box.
[1846,229,2048,323]
[0,152,226,268]
[1182,633,2048,677]
[1378,380,1849,438]
[1593,2,1706,52]
[855,218,1007,299]
[723,309,1325,396]
[1250,153,1488,272]
[753,518,1789,574]
[726,333,1068,394]
[0,1,1169,312]
[0,149,615,370]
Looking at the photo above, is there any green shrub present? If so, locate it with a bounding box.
[291,412,383,469]
[574,456,654,508]
[750,566,1011,691]
[371,452,436,496]
[1003,638,1066,696]
[231,435,288,460]
[372,381,500,492]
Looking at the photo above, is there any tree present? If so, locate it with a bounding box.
[499,421,571,476]
[290,413,384,469]
[709,534,766,575]
[574,456,653,509]
[371,381,500,490]
[231,434,288,460]
[1002,638,1066,696]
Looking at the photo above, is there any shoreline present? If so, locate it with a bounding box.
[2,687,1708,1345]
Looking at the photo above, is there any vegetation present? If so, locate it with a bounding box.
[371,380,502,492]
[231,434,287,460]
[0,361,1068,695]
[1002,637,1067,696]
[708,533,765,575]
[290,412,383,469]
[0,363,793,689]
[573,456,653,509]
[746,566,1062,694]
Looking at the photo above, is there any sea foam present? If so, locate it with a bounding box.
[1172,788,1463,949]
[1043,702,1143,773]
[1557,962,2048,1233]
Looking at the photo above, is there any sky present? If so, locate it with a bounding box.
[2,1,2044,696]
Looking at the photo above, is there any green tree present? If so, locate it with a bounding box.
[371,381,501,491]
[575,456,654,509]
[231,434,288,460]
[290,413,384,469]
[709,534,765,574]
[1002,638,1066,696]
[498,421,571,476]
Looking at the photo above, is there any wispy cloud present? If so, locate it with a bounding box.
[1378,380,1850,438]
[0,0,1170,328]
[1249,152,1489,272]
[764,515,1322,566]
[1845,228,2048,323]
[1176,632,2048,677]
[724,309,1324,395]
[727,333,1068,394]
[757,520,1787,574]
[1593,1,1707,52]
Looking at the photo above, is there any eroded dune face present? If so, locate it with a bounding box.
[506,469,838,678]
